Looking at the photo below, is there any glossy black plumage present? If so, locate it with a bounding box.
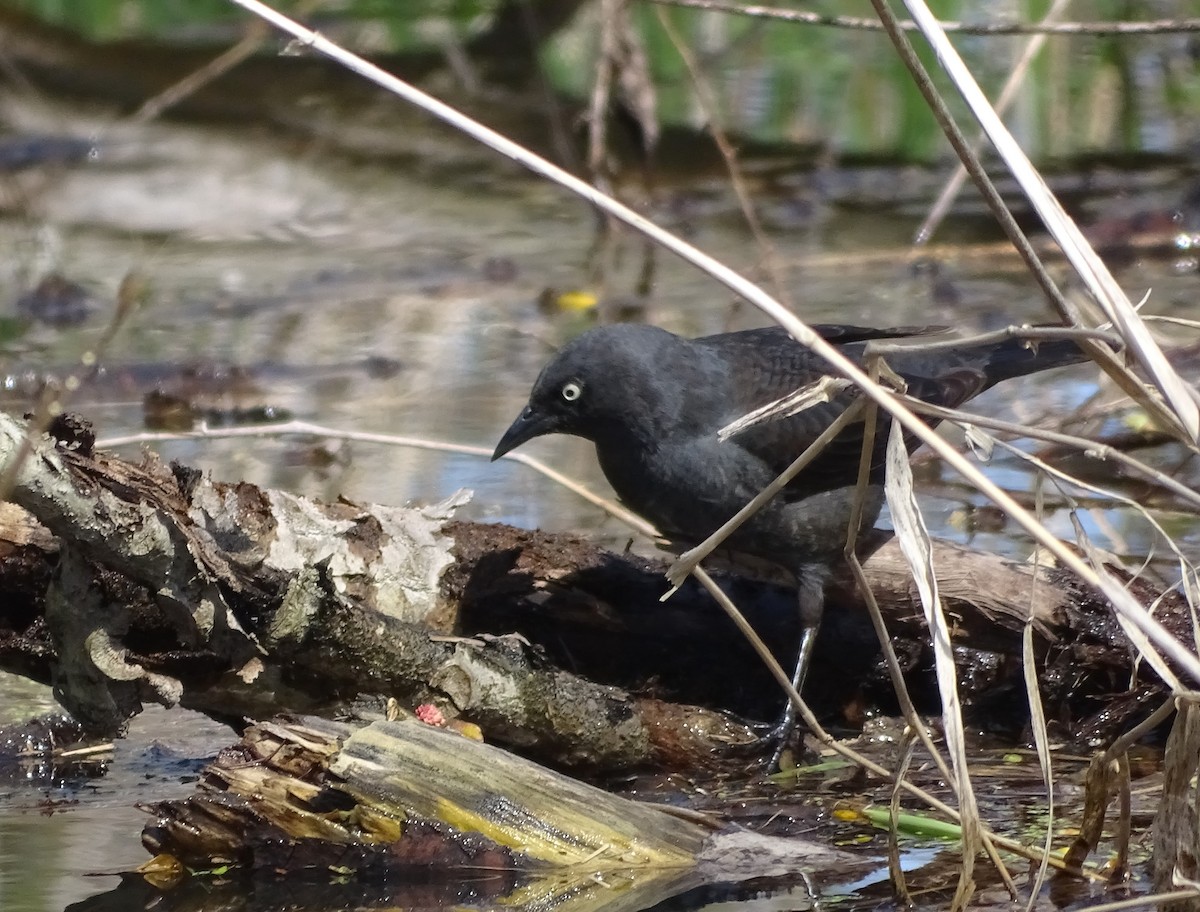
[493,322,1085,758]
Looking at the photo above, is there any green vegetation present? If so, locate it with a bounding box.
[7,0,1200,163]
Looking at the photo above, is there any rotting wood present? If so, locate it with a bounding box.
[0,411,1188,770]
[140,715,867,900]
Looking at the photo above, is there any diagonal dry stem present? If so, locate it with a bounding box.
[915,0,1073,244]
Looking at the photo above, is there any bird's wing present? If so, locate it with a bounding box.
[811,323,951,344]
[696,326,983,497]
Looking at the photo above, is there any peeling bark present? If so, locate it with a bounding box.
[0,411,1187,770]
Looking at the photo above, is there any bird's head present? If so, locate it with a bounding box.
[491,324,685,461]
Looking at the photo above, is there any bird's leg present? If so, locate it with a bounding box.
[752,562,829,769]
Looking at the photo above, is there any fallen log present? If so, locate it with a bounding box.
[0,411,1185,769]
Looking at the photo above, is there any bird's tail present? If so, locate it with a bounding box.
[882,328,1096,412]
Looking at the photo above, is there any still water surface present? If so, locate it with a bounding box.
[0,91,1196,909]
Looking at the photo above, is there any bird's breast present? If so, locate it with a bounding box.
[594,435,768,541]
[593,433,877,565]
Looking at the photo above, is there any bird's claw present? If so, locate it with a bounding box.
[724,716,800,772]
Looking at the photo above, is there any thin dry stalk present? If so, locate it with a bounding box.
[1106,698,1182,761]
[916,0,1073,244]
[845,554,948,777]
[97,420,661,539]
[665,399,867,587]
[127,13,274,124]
[584,0,660,293]
[794,231,1193,274]
[885,420,981,911]
[587,0,619,191]
[886,728,919,904]
[1022,482,1055,912]
[900,397,1200,514]
[583,0,621,287]
[651,1,1200,36]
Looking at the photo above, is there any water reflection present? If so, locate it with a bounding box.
[0,707,229,909]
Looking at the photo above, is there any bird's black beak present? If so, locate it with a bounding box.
[492,405,557,461]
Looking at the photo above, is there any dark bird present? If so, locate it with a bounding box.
[493,322,1086,760]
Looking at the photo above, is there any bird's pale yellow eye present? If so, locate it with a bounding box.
[561,380,583,402]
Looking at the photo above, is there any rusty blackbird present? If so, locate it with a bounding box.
[493,322,1085,760]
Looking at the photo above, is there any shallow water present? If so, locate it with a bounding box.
[0,82,1196,909]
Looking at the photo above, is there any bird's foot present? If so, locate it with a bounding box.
[725,714,801,772]
[763,717,801,772]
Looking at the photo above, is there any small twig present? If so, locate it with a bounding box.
[54,743,114,760]
[1023,483,1055,911]
[1103,697,1181,760]
[899,397,1200,513]
[864,323,1126,354]
[127,16,272,124]
[650,1,1200,36]
[886,729,918,905]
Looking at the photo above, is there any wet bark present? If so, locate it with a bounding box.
[137,715,864,897]
[0,411,1186,771]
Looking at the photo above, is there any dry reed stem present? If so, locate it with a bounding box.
[886,419,982,906]
[898,0,1198,440]
[916,0,1074,244]
[652,5,793,305]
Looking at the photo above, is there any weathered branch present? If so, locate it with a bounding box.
[0,412,1186,770]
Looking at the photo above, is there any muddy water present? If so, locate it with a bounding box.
[0,89,1197,909]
